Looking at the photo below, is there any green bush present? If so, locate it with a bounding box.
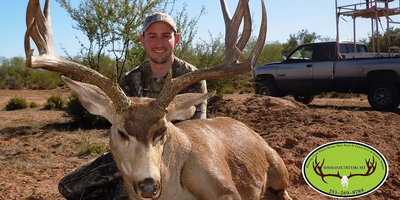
[44,95,65,110]
[6,97,29,110]
[78,143,106,157]
[44,102,56,110]
[207,78,234,98]
[65,93,111,129]
[76,130,106,156]
[28,70,62,89]
[30,102,39,108]
[6,77,24,90]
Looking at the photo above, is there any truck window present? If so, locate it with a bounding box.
[313,44,333,61]
[339,43,368,53]
[347,44,355,53]
[358,45,368,52]
[288,45,314,60]
[340,44,349,53]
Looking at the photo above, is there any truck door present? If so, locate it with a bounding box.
[276,44,314,89]
[312,43,335,90]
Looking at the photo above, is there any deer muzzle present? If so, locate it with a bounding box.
[136,178,161,199]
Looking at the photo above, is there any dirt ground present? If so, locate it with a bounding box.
[0,89,399,200]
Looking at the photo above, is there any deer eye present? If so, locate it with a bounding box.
[153,127,167,145]
[118,130,129,140]
[157,126,167,138]
[158,131,166,141]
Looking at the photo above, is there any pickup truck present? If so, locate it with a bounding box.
[252,41,400,111]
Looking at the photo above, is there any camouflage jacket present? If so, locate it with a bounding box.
[119,57,207,119]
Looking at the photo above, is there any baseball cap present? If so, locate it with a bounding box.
[142,12,177,33]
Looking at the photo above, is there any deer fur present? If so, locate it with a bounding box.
[63,76,291,200]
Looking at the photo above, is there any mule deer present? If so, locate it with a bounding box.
[25,0,292,199]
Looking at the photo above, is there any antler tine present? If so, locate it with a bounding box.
[25,0,130,113]
[236,1,252,52]
[247,0,267,66]
[155,0,266,109]
[220,0,251,53]
[222,0,246,64]
[26,0,53,57]
[219,0,232,30]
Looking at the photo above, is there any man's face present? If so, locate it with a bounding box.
[140,22,180,65]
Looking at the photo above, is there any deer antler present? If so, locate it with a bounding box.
[313,156,342,184]
[25,0,130,113]
[155,0,267,109]
[348,157,377,178]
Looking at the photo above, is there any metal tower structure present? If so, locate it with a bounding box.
[336,0,400,56]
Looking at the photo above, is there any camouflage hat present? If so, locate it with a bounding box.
[142,12,177,33]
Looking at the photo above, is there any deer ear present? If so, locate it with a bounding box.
[61,76,115,122]
[166,91,215,121]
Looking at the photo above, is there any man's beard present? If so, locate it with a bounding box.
[150,57,168,64]
[149,53,172,64]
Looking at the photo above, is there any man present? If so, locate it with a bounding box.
[58,12,207,200]
[120,12,207,118]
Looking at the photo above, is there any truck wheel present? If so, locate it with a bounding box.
[368,81,400,111]
[257,81,280,97]
[293,93,315,104]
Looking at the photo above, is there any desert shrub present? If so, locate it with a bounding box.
[6,97,29,110]
[0,81,6,89]
[77,130,106,156]
[78,143,106,157]
[44,102,56,110]
[232,74,253,90]
[207,78,234,98]
[66,93,111,129]
[205,74,253,98]
[6,77,24,90]
[44,95,65,110]
[0,67,7,89]
[28,70,62,89]
[30,102,39,108]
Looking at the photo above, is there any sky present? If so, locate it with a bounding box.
[1,0,397,59]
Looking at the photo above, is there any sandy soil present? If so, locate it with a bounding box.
[0,89,399,200]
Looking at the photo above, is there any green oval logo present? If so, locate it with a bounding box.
[302,141,388,198]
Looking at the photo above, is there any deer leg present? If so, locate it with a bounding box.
[279,190,293,200]
[264,146,291,200]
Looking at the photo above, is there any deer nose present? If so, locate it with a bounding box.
[138,178,160,198]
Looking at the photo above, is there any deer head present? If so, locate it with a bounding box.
[25,0,276,199]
